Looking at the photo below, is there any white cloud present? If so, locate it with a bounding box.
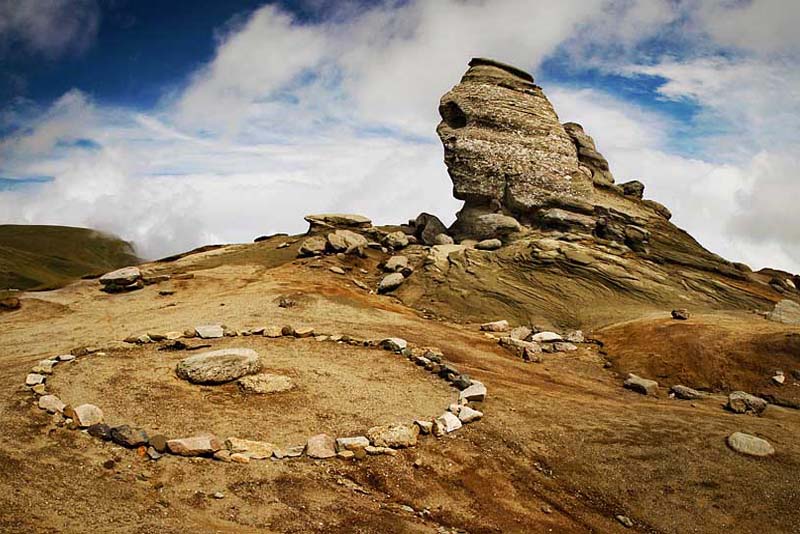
[1,0,799,275]
[0,0,100,58]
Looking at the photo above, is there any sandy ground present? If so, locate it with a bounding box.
[1,238,799,533]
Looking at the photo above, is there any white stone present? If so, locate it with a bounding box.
[460,382,487,402]
[458,406,483,423]
[434,412,462,435]
[195,325,224,339]
[530,331,562,342]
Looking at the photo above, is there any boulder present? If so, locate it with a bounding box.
[475,238,502,251]
[450,206,521,241]
[433,233,454,245]
[298,236,327,257]
[437,59,592,216]
[414,213,449,245]
[99,266,141,287]
[304,214,371,232]
[195,325,224,339]
[670,385,706,400]
[167,435,223,456]
[623,374,659,396]
[64,404,103,428]
[38,395,65,414]
[480,320,509,332]
[378,273,405,293]
[367,423,419,448]
[621,180,645,199]
[727,391,768,415]
[766,299,800,325]
[238,374,293,394]
[726,432,775,457]
[176,348,262,384]
[383,231,409,249]
[384,255,409,273]
[110,425,149,448]
[306,433,336,459]
[327,229,368,254]
[641,199,672,220]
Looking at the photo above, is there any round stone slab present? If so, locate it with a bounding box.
[727,432,775,457]
[176,349,262,384]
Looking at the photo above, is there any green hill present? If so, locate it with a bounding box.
[0,225,139,290]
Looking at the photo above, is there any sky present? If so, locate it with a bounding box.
[0,0,798,272]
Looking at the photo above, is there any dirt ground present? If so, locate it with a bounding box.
[1,236,799,533]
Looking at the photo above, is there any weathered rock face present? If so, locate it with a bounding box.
[562,122,614,187]
[437,58,592,218]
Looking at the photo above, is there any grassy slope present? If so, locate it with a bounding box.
[0,225,139,290]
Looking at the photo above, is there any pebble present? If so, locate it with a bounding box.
[616,515,633,528]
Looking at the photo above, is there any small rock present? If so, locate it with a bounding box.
[383,231,409,249]
[225,437,276,459]
[32,359,57,375]
[367,423,419,448]
[670,385,705,400]
[616,515,634,528]
[623,374,659,396]
[212,492,225,499]
[480,320,509,332]
[31,384,46,395]
[149,434,168,453]
[110,425,149,448]
[563,330,585,343]
[475,238,502,251]
[530,331,562,343]
[327,229,368,254]
[294,326,315,338]
[87,423,113,440]
[263,326,283,338]
[772,372,786,385]
[509,326,532,340]
[384,255,409,273]
[336,436,370,452]
[551,342,578,352]
[329,266,346,275]
[238,374,293,394]
[365,445,398,456]
[459,382,487,402]
[452,374,472,390]
[378,272,405,293]
[458,406,483,423]
[414,420,433,435]
[433,233,454,245]
[298,236,327,257]
[64,404,104,428]
[433,412,462,436]
[146,447,163,461]
[167,435,222,456]
[25,373,45,387]
[99,266,142,287]
[230,453,250,463]
[306,434,337,459]
[195,325,224,339]
[727,391,768,415]
[726,432,775,457]
[380,338,407,352]
[671,308,690,320]
[38,395,65,414]
[337,450,355,459]
[57,354,76,362]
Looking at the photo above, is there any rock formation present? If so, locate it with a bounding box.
[437,58,592,224]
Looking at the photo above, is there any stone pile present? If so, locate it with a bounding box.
[99,266,143,293]
[27,323,489,466]
[480,320,585,361]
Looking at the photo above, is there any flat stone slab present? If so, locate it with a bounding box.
[65,404,103,428]
[176,348,262,384]
[224,437,276,459]
[195,325,224,339]
[670,385,706,400]
[38,395,65,414]
[237,374,293,394]
[167,435,223,456]
[530,331,562,343]
[727,432,775,457]
[100,266,141,286]
[306,433,336,459]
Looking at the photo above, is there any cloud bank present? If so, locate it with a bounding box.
[0,0,798,273]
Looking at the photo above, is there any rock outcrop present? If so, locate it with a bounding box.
[437,57,592,219]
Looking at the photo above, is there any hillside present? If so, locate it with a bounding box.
[0,225,139,290]
[1,58,799,534]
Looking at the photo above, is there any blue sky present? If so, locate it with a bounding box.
[0,0,799,271]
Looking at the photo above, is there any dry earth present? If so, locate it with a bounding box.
[1,234,799,533]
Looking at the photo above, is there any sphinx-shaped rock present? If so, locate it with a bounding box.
[437,58,592,218]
